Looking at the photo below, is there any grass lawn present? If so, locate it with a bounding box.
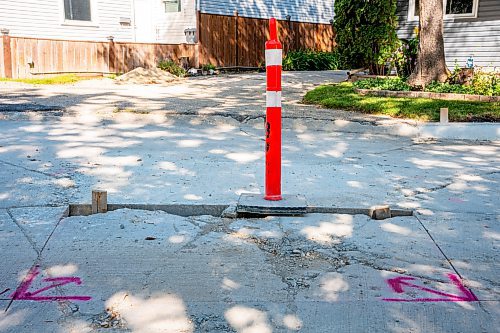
[0,74,104,85]
[304,82,500,122]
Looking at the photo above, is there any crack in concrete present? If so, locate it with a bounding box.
[5,208,41,256]
[413,214,463,279]
[0,159,66,179]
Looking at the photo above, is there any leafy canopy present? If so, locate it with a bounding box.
[333,0,399,74]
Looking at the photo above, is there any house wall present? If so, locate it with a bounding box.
[0,0,134,42]
[199,0,335,24]
[397,0,500,69]
[0,0,196,44]
[155,0,197,44]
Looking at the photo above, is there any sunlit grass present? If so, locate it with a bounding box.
[0,74,100,85]
[304,82,500,122]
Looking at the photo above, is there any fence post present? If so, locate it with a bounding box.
[1,29,12,78]
[264,18,282,201]
[107,36,116,73]
[234,10,239,67]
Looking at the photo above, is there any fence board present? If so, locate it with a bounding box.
[198,13,335,68]
[1,36,196,79]
[0,36,4,77]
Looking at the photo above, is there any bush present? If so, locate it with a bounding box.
[333,0,399,75]
[393,35,418,79]
[427,70,499,96]
[353,77,411,91]
[157,59,186,77]
[282,50,340,71]
[202,63,216,71]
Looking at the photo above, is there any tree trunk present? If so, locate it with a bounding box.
[408,0,450,87]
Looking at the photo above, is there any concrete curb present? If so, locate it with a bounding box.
[417,123,500,140]
[67,203,413,220]
[355,88,500,102]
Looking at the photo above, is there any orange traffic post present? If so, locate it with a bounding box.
[264,18,282,201]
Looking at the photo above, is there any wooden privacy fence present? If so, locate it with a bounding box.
[198,12,336,68]
[0,35,197,79]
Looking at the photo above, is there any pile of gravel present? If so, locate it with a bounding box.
[115,67,180,85]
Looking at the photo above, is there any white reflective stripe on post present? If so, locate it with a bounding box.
[266,91,282,107]
[265,49,283,67]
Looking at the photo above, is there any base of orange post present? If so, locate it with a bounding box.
[264,194,282,201]
[238,193,307,216]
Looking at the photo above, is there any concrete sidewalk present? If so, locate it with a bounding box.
[0,208,498,332]
[0,71,498,332]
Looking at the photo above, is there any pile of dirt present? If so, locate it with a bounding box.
[115,67,180,85]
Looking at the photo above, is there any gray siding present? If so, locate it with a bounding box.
[199,0,335,24]
[397,0,500,69]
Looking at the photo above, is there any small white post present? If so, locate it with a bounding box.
[440,108,449,124]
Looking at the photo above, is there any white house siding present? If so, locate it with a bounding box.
[0,0,134,42]
[397,0,500,69]
[199,0,335,24]
[155,0,197,44]
[0,0,195,44]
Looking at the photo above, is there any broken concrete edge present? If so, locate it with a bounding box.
[69,204,229,217]
[306,206,413,219]
[65,203,413,219]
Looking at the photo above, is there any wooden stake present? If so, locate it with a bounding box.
[440,108,449,124]
[92,190,108,214]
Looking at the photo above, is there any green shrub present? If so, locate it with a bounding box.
[202,63,216,71]
[333,0,399,75]
[393,36,418,79]
[353,77,411,91]
[425,82,474,95]
[282,50,340,71]
[157,59,186,77]
[353,72,499,96]
[426,70,499,96]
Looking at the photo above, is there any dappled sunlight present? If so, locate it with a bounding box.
[57,146,106,159]
[0,309,27,331]
[381,223,412,236]
[316,272,349,302]
[225,152,264,164]
[282,314,303,331]
[301,215,353,245]
[221,277,241,291]
[45,264,78,277]
[483,230,500,241]
[105,291,193,333]
[347,180,363,189]
[225,305,272,333]
[176,139,204,148]
[209,149,228,155]
[183,194,203,201]
[408,158,463,169]
[168,234,188,244]
[315,142,348,158]
[158,162,196,177]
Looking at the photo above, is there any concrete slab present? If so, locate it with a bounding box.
[8,206,67,253]
[2,209,494,332]
[416,211,500,301]
[237,194,307,215]
[0,301,64,333]
[0,209,38,296]
[40,210,289,330]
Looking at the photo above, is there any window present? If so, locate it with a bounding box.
[446,0,474,15]
[408,0,479,19]
[64,0,92,21]
[164,0,181,13]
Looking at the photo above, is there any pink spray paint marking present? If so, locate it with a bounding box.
[382,273,478,302]
[10,266,91,302]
